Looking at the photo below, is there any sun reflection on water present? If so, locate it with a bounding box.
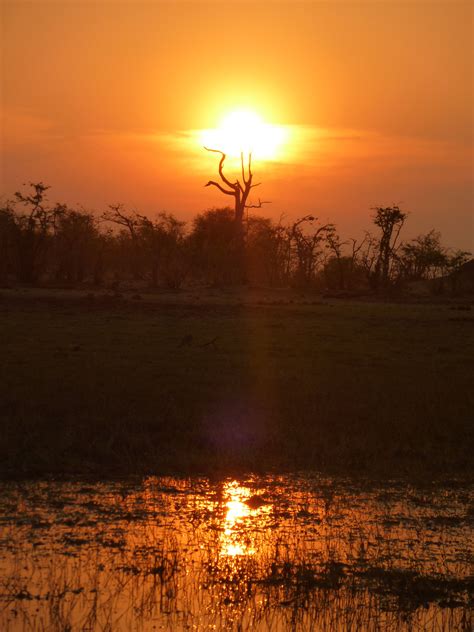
[220,480,271,557]
[1,476,471,632]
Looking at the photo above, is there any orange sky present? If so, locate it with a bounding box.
[1,1,473,249]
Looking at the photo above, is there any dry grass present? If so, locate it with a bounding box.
[0,288,472,478]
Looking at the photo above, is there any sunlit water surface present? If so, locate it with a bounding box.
[0,475,472,631]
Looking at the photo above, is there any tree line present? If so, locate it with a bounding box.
[0,182,470,293]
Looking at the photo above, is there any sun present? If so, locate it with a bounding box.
[200,109,287,160]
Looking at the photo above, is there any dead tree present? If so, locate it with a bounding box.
[204,148,268,228]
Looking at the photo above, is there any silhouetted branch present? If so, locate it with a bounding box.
[245,199,271,209]
[240,151,253,186]
[204,147,269,227]
[102,204,140,239]
[204,148,237,191]
[205,181,235,196]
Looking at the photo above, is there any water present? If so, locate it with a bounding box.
[0,474,472,631]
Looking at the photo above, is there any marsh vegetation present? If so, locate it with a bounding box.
[1,475,472,631]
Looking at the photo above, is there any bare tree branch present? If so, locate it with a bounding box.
[205,181,235,196]
[245,198,271,209]
[204,148,237,191]
[204,147,269,226]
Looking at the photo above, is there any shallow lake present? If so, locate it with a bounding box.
[0,474,472,631]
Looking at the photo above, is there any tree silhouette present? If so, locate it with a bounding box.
[371,205,407,289]
[1,183,470,292]
[204,148,268,228]
[12,182,65,283]
[287,215,336,286]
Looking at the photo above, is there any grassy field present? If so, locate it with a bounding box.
[0,288,472,479]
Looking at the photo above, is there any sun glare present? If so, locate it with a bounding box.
[219,481,271,558]
[200,109,287,160]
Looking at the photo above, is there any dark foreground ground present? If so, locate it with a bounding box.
[0,287,472,479]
